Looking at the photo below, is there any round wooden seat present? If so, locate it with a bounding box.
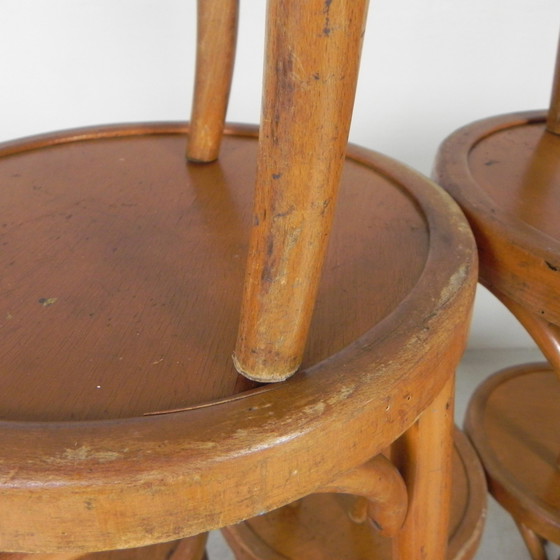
[465,363,560,547]
[0,123,476,554]
[222,428,487,560]
[434,111,560,559]
[434,112,560,322]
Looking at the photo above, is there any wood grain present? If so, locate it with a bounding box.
[433,112,560,326]
[233,0,370,381]
[0,3,478,557]
[0,124,476,553]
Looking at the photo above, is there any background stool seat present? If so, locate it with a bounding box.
[465,363,560,548]
[433,36,560,559]
[434,111,560,324]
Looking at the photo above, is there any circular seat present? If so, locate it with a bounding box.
[465,363,560,546]
[434,111,560,558]
[0,123,477,554]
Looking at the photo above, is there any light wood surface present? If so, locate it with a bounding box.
[233,0,369,382]
[0,537,206,560]
[316,454,408,538]
[391,376,455,557]
[434,112,560,327]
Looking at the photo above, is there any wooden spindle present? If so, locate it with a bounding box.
[186,0,239,162]
[546,31,560,135]
[233,0,370,382]
[391,376,455,559]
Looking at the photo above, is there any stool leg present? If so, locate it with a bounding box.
[391,376,454,559]
[498,292,560,378]
[546,31,560,135]
[187,0,239,162]
[516,521,548,560]
[170,534,208,560]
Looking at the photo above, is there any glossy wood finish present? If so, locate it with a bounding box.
[0,124,477,556]
[222,428,487,560]
[433,103,560,556]
[234,0,369,382]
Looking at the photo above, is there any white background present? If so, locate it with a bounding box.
[1,1,559,350]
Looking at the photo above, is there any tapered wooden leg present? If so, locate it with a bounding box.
[171,534,208,560]
[187,0,239,162]
[498,292,560,380]
[234,0,370,382]
[515,521,548,560]
[547,32,560,135]
[391,376,455,559]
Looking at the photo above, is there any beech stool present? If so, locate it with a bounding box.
[0,2,480,560]
[433,34,560,560]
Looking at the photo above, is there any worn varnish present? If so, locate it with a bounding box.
[0,1,479,559]
[0,123,477,556]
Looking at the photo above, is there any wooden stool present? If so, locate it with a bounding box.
[0,2,479,560]
[433,34,560,560]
